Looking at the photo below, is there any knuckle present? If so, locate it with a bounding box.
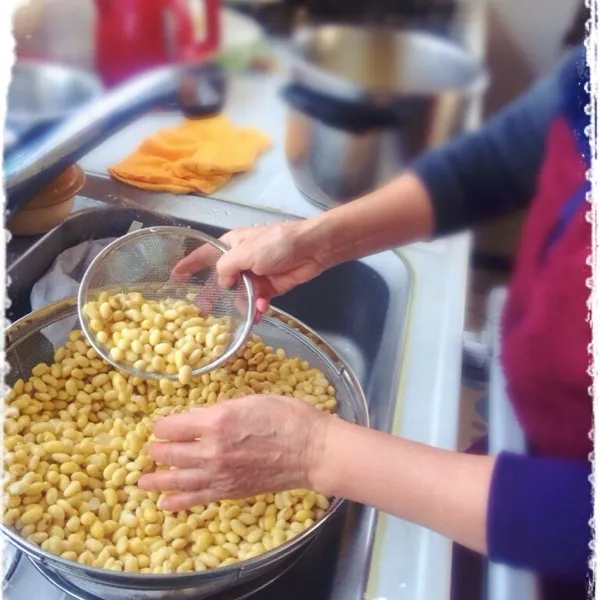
[173,469,194,491]
[161,446,178,465]
[209,404,233,431]
[202,441,223,465]
[223,230,245,247]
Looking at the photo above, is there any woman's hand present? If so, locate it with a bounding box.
[171,221,329,318]
[138,392,494,555]
[138,395,332,511]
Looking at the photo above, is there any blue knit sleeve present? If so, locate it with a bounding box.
[411,59,566,234]
[487,452,591,579]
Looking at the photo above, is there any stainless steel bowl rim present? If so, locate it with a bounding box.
[7,60,104,126]
[2,536,21,588]
[3,295,369,585]
[77,225,257,380]
[285,27,489,104]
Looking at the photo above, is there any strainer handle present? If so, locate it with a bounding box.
[5,62,226,220]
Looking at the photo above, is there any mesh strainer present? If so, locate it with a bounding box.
[77,226,255,380]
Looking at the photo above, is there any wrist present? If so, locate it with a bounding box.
[294,211,354,271]
[295,172,435,267]
[306,414,349,496]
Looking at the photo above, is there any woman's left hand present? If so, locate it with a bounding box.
[138,395,332,511]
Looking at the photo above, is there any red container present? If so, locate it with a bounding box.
[94,0,220,87]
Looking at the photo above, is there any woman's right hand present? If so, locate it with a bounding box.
[171,221,328,317]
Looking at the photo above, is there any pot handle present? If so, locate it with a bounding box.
[281,84,401,134]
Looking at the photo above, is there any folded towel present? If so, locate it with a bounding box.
[108,116,271,195]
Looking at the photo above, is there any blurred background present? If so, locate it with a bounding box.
[8,0,587,261]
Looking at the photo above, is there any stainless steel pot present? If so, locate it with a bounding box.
[281,26,488,209]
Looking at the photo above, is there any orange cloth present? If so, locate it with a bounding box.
[108,116,271,195]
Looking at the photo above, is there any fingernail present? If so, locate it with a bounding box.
[256,298,270,313]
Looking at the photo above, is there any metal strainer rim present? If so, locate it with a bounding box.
[77,226,256,381]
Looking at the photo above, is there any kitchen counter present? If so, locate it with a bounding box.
[6,2,488,599]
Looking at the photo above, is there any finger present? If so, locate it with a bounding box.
[153,408,219,441]
[217,249,255,289]
[158,490,221,511]
[193,269,221,316]
[148,441,205,468]
[171,243,222,283]
[244,274,274,320]
[138,467,207,492]
[256,297,270,316]
[247,273,275,300]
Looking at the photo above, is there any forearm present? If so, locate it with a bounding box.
[298,61,565,266]
[312,419,494,553]
[312,419,592,579]
[304,171,434,267]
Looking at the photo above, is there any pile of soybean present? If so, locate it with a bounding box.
[83,291,234,380]
[4,326,336,573]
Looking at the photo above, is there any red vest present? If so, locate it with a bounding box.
[501,117,591,461]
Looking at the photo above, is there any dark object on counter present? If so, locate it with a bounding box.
[231,0,456,36]
[4,61,226,221]
[7,165,86,236]
[300,0,455,28]
[281,27,486,209]
[563,1,588,48]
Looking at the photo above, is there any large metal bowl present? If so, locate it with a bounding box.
[7,61,103,133]
[3,297,369,600]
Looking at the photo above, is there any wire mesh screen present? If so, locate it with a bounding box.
[77,227,255,380]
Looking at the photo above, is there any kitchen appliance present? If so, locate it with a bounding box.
[3,294,368,600]
[281,26,487,209]
[94,0,221,86]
